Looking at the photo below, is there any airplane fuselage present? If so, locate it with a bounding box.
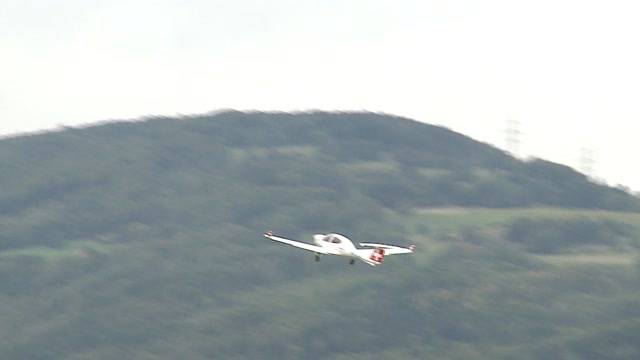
[312,233,383,265]
[313,233,358,256]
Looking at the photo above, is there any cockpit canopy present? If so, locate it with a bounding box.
[324,235,342,244]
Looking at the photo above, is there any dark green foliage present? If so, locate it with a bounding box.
[506,217,635,253]
[0,111,639,359]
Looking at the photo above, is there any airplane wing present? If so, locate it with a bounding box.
[359,243,415,255]
[264,232,330,254]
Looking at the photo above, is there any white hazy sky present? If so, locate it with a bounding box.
[2,0,640,190]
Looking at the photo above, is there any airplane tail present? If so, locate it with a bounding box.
[370,247,385,264]
[355,248,385,266]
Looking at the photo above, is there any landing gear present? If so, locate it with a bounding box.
[349,259,355,265]
[315,254,320,262]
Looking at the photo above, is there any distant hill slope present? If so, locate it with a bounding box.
[1,111,640,359]
[1,111,637,218]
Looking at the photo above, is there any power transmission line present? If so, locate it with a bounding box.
[579,147,596,178]
[505,118,521,157]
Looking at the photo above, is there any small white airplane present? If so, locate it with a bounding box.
[264,231,415,266]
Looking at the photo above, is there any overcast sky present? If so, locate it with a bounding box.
[2,0,639,190]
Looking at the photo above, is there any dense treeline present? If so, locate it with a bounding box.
[506,217,635,253]
[0,111,639,359]
[1,112,637,224]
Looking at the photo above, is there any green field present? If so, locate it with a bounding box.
[413,206,640,232]
[408,207,640,266]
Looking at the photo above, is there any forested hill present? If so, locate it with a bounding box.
[1,111,637,219]
[1,111,640,359]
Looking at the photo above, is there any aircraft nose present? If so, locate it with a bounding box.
[313,234,325,244]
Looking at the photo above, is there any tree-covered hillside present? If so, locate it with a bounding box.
[0,111,639,359]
